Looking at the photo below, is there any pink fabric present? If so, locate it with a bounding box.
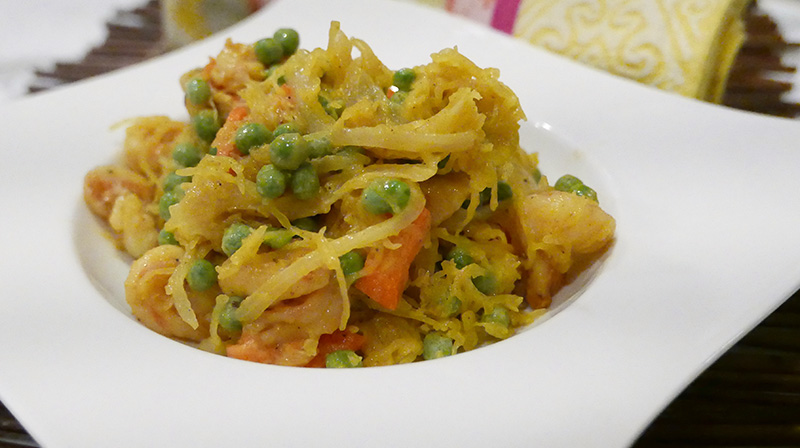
[446,0,495,26]
[490,0,521,34]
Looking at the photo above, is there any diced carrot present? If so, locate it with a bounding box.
[305,329,365,368]
[211,106,249,158]
[355,208,431,310]
[202,58,217,82]
[228,106,249,121]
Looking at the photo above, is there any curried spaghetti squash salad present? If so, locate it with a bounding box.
[84,23,615,368]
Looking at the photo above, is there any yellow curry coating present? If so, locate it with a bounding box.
[83,22,615,367]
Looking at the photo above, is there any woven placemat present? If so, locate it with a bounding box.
[5,1,800,447]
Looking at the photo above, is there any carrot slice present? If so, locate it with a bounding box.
[355,208,431,310]
[211,105,249,158]
[201,58,217,84]
[305,329,365,368]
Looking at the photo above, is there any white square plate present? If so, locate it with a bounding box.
[2,0,800,446]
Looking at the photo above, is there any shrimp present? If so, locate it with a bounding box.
[202,39,264,117]
[520,190,616,254]
[226,278,343,366]
[123,116,187,177]
[108,193,159,258]
[217,248,330,299]
[84,165,154,219]
[516,190,616,308]
[125,245,216,341]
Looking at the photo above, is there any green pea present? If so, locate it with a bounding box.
[361,188,392,214]
[532,167,542,183]
[185,78,211,104]
[263,228,294,249]
[553,174,584,193]
[497,181,513,201]
[187,259,217,292]
[393,68,416,91]
[317,94,330,109]
[325,350,363,368]
[272,122,299,138]
[318,94,343,118]
[461,187,491,209]
[305,135,332,158]
[163,172,191,192]
[339,251,365,276]
[432,295,462,319]
[218,296,244,332]
[472,272,497,295]
[554,174,598,202]
[192,110,220,142]
[462,182,512,209]
[291,162,320,200]
[361,179,411,215]
[209,146,218,155]
[575,184,598,202]
[389,90,408,104]
[273,28,300,56]
[264,64,279,79]
[422,332,453,360]
[291,216,319,232]
[256,164,287,199]
[158,188,184,221]
[269,132,310,171]
[221,222,252,256]
[481,307,511,328]
[158,229,179,246]
[235,122,272,155]
[437,154,450,170]
[254,37,283,66]
[172,142,203,167]
[445,246,473,269]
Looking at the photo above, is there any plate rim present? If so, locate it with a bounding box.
[2,1,800,447]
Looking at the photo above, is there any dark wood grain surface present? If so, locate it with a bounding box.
[3,1,799,447]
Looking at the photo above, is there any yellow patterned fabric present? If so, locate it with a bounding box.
[162,0,752,101]
[512,0,751,102]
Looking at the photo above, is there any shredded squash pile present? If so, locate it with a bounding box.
[84,22,615,367]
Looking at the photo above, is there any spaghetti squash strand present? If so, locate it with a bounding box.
[236,186,426,323]
[83,22,616,367]
[165,241,210,329]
